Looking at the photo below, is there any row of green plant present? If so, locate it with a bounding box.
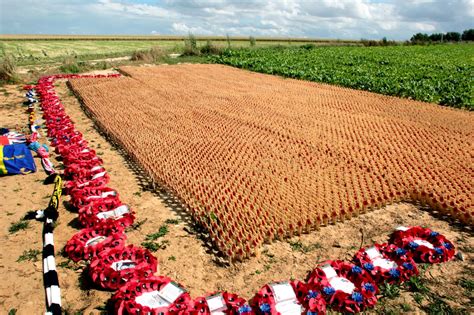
[209,44,474,109]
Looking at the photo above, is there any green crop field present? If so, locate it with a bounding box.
[211,44,474,109]
[0,38,348,66]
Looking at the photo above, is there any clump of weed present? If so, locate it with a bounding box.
[183,33,200,56]
[200,40,222,55]
[406,275,430,294]
[141,224,170,252]
[300,43,316,50]
[126,218,148,231]
[288,240,321,253]
[146,225,169,240]
[380,281,401,299]
[131,46,165,63]
[141,240,169,252]
[0,53,20,84]
[9,220,29,234]
[249,36,256,47]
[165,218,180,225]
[59,57,89,74]
[17,249,41,262]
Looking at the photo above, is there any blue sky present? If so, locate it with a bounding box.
[0,0,473,40]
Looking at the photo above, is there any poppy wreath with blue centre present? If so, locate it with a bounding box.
[306,260,378,313]
[389,226,455,263]
[353,243,418,284]
[250,280,309,314]
[89,245,158,290]
[302,289,327,315]
[111,276,192,315]
[64,225,126,262]
[191,292,254,315]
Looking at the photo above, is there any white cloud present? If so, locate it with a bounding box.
[0,0,472,39]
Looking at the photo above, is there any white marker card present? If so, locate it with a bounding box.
[365,247,383,260]
[329,277,355,294]
[372,258,398,270]
[396,226,409,231]
[274,300,302,315]
[102,191,117,197]
[91,165,103,172]
[321,265,338,279]
[159,282,185,304]
[413,239,434,249]
[110,260,135,271]
[85,235,106,247]
[135,290,169,309]
[114,205,130,217]
[96,205,129,220]
[85,190,116,201]
[206,294,228,313]
[270,282,297,303]
[96,210,114,220]
[91,171,107,180]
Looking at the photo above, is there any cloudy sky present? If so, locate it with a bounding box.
[1,0,473,40]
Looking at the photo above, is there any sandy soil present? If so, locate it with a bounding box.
[0,75,472,314]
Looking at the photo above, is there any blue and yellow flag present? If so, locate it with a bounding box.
[0,144,36,175]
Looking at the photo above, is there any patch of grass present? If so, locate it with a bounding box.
[17,249,41,262]
[288,240,321,253]
[141,240,169,252]
[126,218,147,231]
[406,275,430,294]
[133,191,142,197]
[9,220,29,233]
[380,281,401,299]
[165,218,180,225]
[425,296,456,314]
[6,212,13,216]
[145,224,169,240]
[168,255,176,261]
[161,55,208,65]
[56,260,82,271]
[8,309,17,315]
[413,292,425,304]
[459,278,474,292]
[401,303,412,312]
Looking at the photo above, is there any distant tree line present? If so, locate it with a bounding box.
[410,29,474,44]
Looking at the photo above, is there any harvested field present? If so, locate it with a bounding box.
[68,64,473,261]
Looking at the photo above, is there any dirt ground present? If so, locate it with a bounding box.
[0,72,472,314]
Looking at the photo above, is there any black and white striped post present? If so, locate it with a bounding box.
[43,217,61,315]
[36,175,63,315]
